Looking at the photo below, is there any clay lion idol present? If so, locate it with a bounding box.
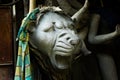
[14,0,90,80]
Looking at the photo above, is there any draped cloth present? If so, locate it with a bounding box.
[14,8,40,80]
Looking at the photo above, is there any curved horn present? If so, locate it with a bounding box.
[71,0,89,23]
[29,0,36,13]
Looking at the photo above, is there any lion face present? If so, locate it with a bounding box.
[29,12,81,70]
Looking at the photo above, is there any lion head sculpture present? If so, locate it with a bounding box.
[28,7,90,71]
[14,0,90,79]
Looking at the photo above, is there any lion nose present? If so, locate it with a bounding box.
[70,39,79,46]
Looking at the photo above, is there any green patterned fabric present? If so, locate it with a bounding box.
[14,8,40,80]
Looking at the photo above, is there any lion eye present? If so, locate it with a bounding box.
[69,24,74,30]
[44,25,55,32]
[69,26,73,30]
[56,26,63,29]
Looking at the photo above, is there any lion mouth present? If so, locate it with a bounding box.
[52,45,73,69]
[55,53,72,69]
[51,39,78,69]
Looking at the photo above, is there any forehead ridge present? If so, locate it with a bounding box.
[38,12,73,28]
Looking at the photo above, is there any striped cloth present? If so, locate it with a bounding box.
[14,8,40,80]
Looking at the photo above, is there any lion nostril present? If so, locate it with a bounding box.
[66,37,70,40]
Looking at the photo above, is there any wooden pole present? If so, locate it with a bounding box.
[100,0,104,7]
[29,0,36,13]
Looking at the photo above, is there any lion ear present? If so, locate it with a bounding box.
[27,21,36,33]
